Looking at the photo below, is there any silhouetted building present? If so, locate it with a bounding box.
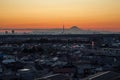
[5,31,8,34]
[12,30,15,34]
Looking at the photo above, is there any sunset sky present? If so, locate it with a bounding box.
[0,0,120,32]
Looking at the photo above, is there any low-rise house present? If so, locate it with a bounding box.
[81,71,120,80]
[35,74,70,80]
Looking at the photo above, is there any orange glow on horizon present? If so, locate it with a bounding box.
[0,0,120,32]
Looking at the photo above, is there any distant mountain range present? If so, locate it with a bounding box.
[32,26,119,34]
[0,26,119,35]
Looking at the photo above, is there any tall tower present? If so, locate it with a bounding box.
[92,41,95,49]
[62,24,65,34]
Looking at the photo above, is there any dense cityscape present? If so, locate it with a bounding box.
[0,33,120,80]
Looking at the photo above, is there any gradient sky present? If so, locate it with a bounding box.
[0,0,120,31]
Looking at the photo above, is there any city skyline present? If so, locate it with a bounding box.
[0,0,120,32]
